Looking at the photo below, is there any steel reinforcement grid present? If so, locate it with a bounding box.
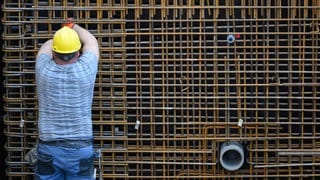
[2,0,320,179]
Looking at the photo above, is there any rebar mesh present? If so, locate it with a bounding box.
[2,0,320,179]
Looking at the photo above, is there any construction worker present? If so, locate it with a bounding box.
[35,20,99,180]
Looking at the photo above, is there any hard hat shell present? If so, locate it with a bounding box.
[52,26,81,54]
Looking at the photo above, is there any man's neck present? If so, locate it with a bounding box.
[53,56,78,65]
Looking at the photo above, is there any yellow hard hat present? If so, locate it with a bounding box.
[52,26,81,54]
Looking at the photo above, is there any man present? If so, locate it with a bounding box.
[35,20,99,180]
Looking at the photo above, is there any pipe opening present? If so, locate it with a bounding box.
[220,142,244,171]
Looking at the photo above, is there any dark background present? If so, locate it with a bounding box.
[0,5,8,180]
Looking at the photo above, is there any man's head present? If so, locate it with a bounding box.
[52,26,81,61]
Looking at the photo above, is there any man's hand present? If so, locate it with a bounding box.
[63,18,75,28]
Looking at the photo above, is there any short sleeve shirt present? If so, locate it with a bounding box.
[36,52,98,141]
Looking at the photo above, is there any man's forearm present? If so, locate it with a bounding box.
[72,24,96,45]
[72,24,99,57]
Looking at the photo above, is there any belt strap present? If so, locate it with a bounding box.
[39,139,92,148]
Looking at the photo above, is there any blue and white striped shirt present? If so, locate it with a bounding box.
[36,52,98,142]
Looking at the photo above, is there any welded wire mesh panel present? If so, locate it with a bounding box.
[2,0,320,179]
[2,0,128,179]
[125,0,320,179]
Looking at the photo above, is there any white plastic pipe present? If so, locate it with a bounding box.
[227,34,235,44]
[220,142,244,171]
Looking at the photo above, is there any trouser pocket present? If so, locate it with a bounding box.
[78,156,94,176]
[36,153,55,175]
